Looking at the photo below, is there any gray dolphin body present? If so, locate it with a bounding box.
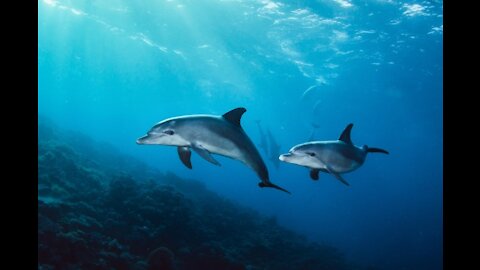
[137,108,290,194]
[279,124,388,186]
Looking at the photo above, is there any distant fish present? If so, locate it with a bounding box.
[279,124,388,186]
[137,108,290,194]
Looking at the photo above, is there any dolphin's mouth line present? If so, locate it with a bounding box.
[137,134,157,144]
[279,152,292,161]
[280,151,313,162]
[137,133,168,144]
[280,152,308,157]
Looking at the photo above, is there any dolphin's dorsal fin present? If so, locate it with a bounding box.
[339,123,354,145]
[223,107,246,127]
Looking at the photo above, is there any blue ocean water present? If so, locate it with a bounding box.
[38,0,443,269]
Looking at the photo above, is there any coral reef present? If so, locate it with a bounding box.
[38,120,369,270]
[147,247,175,270]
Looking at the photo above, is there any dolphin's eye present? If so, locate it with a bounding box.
[307,152,316,157]
[164,130,174,135]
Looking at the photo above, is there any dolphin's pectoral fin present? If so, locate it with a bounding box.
[177,146,192,169]
[339,123,354,145]
[192,144,221,166]
[222,107,246,127]
[325,165,350,186]
[367,147,389,154]
[310,169,320,180]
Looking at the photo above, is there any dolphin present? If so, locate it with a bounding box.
[255,121,281,170]
[137,108,290,194]
[300,85,319,101]
[279,123,388,186]
[266,129,281,169]
[255,120,269,157]
[308,122,320,141]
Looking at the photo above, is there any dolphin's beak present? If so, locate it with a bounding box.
[137,133,167,144]
[279,153,292,161]
[136,135,149,144]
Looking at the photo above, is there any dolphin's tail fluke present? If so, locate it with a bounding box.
[367,147,389,154]
[259,182,291,194]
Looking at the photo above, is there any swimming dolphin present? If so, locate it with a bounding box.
[308,122,320,141]
[137,108,290,194]
[255,121,281,170]
[300,85,319,101]
[255,120,269,157]
[279,123,388,186]
[266,129,281,169]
